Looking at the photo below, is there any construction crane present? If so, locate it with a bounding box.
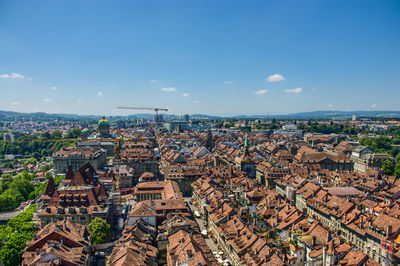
[117,106,168,123]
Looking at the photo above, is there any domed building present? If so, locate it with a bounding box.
[98,116,110,138]
[80,128,91,140]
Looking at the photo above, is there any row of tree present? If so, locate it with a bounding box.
[359,136,400,157]
[0,204,37,266]
[0,128,81,159]
[298,123,358,135]
[0,172,35,212]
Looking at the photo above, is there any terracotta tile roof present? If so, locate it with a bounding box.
[22,220,88,266]
[129,201,157,217]
[339,249,368,266]
[167,230,217,266]
[109,241,158,266]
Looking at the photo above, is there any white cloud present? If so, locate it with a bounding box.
[284,87,302,93]
[266,73,285,82]
[27,77,32,81]
[0,72,25,79]
[77,99,83,103]
[254,89,267,95]
[161,87,176,92]
[149,80,157,84]
[224,80,234,85]
[43,98,52,102]
[182,93,190,97]
[328,104,333,108]
[10,101,20,105]
[97,91,103,96]
[371,104,377,108]
[49,86,60,90]
[193,100,199,104]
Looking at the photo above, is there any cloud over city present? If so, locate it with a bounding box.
[266,73,285,82]
[284,87,302,93]
[0,72,25,79]
[254,89,267,95]
[161,87,176,92]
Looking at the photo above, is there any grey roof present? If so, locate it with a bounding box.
[352,145,370,153]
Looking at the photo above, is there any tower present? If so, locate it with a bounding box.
[235,134,255,179]
[205,130,214,151]
[98,116,111,138]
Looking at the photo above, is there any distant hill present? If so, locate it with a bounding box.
[273,110,400,119]
[0,110,99,122]
[0,110,399,122]
[231,111,400,119]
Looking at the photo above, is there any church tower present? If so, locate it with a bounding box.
[235,134,255,179]
[205,130,214,151]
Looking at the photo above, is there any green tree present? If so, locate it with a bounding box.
[396,153,400,164]
[87,218,111,245]
[0,205,36,266]
[0,233,30,266]
[40,132,51,139]
[382,160,394,175]
[50,129,62,139]
[269,123,279,130]
[66,128,81,139]
[0,172,35,212]
[394,164,400,178]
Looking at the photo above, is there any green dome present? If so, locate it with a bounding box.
[98,116,109,126]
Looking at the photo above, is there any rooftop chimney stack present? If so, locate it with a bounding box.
[386,225,392,237]
[312,235,316,246]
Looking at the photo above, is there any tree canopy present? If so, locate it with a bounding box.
[382,160,395,176]
[0,172,34,212]
[87,218,111,245]
[66,128,81,139]
[0,204,36,266]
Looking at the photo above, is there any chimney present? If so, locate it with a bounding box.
[386,225,392,237]
[359,216,364,229]
[312,235,316,246]
[327,231,331,242]
[187,249,193,258]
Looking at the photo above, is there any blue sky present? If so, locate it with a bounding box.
[0,0,399,116]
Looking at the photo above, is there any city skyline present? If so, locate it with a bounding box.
[1,0,400,116]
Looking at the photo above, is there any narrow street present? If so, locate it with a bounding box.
[183,197,226,261]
